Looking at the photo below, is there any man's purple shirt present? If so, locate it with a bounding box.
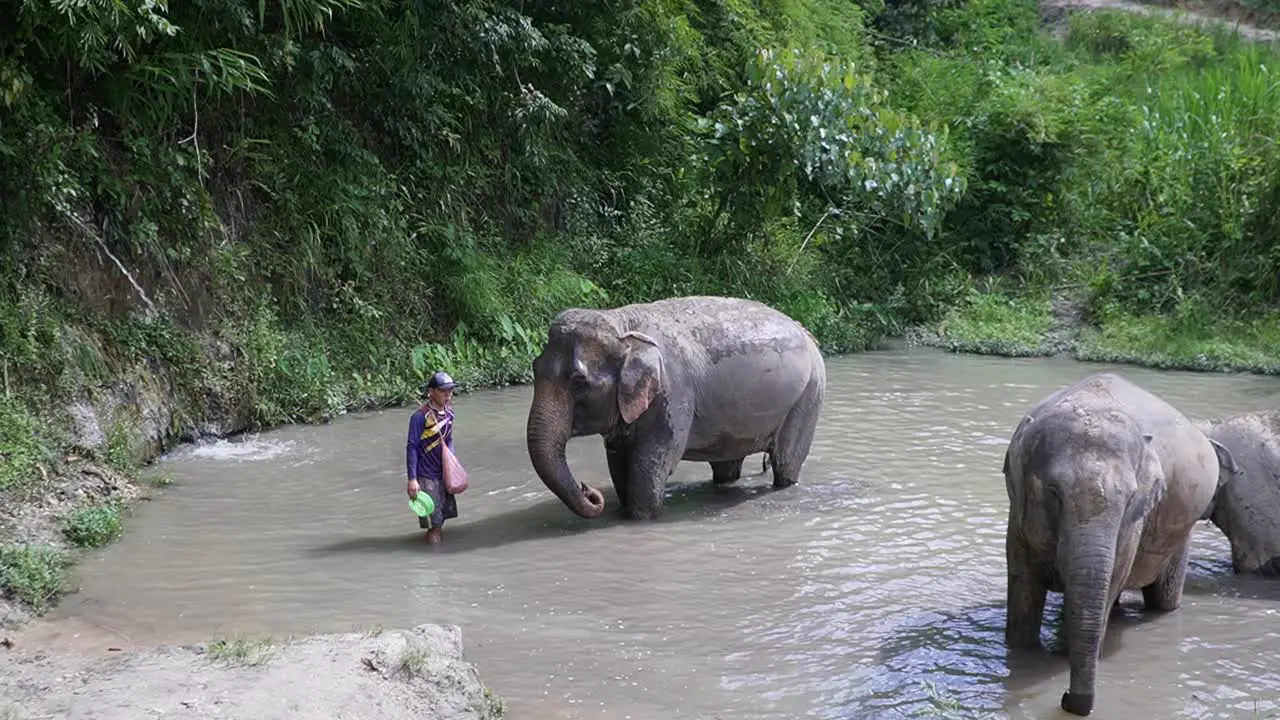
[406,403,455,482]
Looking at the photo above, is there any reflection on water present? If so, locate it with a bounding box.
[20,347,1280,719]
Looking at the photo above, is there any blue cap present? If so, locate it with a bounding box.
[426,371,457,391]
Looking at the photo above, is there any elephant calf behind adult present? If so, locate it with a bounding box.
[1197,409,1280,575]
[1002,372,1237,717]
[525,295,826,521]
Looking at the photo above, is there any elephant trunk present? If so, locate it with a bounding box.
[526,379,606,519]
[1059,532,1117,717]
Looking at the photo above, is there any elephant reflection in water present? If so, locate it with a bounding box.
[525,295,826,521]
[1001,372,1238,717]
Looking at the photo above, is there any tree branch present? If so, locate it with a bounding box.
[63,210,159,319]
[785,206,837,276]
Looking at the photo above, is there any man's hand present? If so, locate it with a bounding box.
[407,479,421,499]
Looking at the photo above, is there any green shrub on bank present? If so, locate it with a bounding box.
[0,544,67,613]
[63,504,125,548]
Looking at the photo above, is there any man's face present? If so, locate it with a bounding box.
[430,387,453,406]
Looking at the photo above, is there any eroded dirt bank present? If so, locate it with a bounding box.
[0,624,505,720]
[1041,0,1280,39]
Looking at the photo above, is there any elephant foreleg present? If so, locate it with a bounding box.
[605,440,631,511]
[711,459,745,485]
[623,417,690,521]
[1141,539,1191,612]
[1006,527,1047,648]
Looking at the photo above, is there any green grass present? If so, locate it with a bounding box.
[395,640,433,678]
[933,290,1057,356]
[206,636,274,667]
[105,409,141,475]
[1079,300,1280,374]
[63,504,124,548]
[0,544,68,613]
[145,471,174,487]
[932,288,1280,376]
[0,397,48,492]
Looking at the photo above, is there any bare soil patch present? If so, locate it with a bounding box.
[0,624,505,720]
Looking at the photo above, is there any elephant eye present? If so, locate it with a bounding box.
[569,370,590,393]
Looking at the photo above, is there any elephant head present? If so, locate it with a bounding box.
[1198,411,1280,574]
[525,309,664,518]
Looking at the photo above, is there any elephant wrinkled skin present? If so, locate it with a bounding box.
[1002,372,1237,717]
[1197,409,1280,575]
[525,295,826,521]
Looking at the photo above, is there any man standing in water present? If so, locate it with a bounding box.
[406,371,460,544]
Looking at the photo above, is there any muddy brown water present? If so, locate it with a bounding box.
[18,346,1280,719]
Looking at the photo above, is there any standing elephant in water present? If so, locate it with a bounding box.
[525,295,826,521]
[1002,372,1237,717]
[1196,409,1279,574]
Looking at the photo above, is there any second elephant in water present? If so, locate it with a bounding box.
[1002,372,1237,717]
[525,295,826,521]
[1197,409,1280,575]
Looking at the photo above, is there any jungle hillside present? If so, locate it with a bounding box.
[2,0,1280,616]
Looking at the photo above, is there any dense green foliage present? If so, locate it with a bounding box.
[883,0,1280,366]
[0,0,1278,484]
[0,0,970,433]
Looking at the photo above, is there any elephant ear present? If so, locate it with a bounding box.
[1208,437,1240,480]
[617,331,663,424]
[1202,437,1240,520]
[1124,434,1167,527]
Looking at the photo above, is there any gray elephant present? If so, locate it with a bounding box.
[525,295,826,521]
[1196,409,1279,574]
[1002,372,1237,717]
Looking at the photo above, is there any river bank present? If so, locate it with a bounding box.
[0,623,506,720]
[908,286,1280,374]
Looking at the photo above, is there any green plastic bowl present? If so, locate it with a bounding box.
[408,492,436,518]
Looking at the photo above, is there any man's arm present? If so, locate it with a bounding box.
[406,412,424,480]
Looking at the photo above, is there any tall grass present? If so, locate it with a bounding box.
[1070,17,1280,313]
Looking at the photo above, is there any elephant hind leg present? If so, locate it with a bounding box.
[1141,539,1191,612]
[769,382,822,489]
[711,458,745,485]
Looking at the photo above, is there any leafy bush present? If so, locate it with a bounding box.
[700,46,966,251]
[0,544,67,613]
[64,505,125,548]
